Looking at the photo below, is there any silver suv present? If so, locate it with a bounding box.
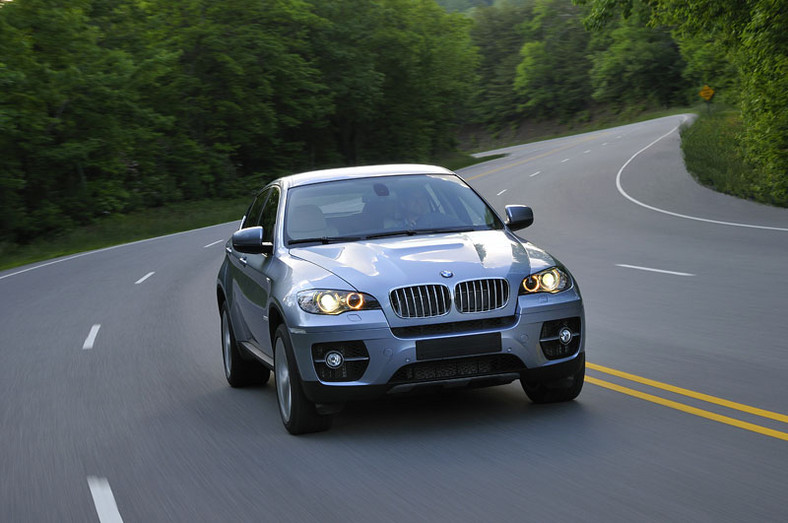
[216,164,584,434]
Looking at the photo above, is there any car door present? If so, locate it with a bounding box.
[226,191,267,343]
[235,185,279,358]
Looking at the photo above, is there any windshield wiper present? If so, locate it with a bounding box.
[411,226,481,235]
[364,229,419,240]
[288,235,363,246]
[365,226,482,240]
[290,227,484,245]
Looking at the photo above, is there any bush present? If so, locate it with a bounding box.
[681,108,787,207]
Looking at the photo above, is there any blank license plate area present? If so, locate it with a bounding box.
[416,332,502,360]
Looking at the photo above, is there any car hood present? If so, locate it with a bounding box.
[289,230,548,294]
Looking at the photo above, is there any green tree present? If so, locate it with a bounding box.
[306,0,385,165]
[513,0,592,120]
[676,34,739,105]
[580,0,788,204]
[736,3,788,203]
[352,0,479,162]
[588,7,685,108]
[141,0,332,196]
[297,0,479,164]
[0,0,487,244]
[470,1,535,125]
[0,0,166,241]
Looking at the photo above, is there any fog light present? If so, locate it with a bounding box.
[558,327,573,345]
[325,351,344,369]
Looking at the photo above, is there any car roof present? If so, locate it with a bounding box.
[277,164,455,189]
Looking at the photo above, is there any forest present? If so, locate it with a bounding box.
[1,0,785,243]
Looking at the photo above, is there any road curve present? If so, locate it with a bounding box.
[2,115,787,522]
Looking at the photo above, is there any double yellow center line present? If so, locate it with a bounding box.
[586,363,788,441]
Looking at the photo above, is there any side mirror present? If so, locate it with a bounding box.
[505,205,534,230]
[232,226,273,255]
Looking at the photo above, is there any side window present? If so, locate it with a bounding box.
[259,186,280,243]
[242,192,266,229]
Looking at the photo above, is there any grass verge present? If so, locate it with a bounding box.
[0,198,249,271]
[680,107,766,204]
[458,106,695,153]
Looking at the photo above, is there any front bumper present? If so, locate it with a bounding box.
[290,291,585,404]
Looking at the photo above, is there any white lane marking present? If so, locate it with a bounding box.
[615,117,788,232]
[561,158,570,163]
[603,142,608,146]
[0,221,241,282]
[616,264,695,277]
[87,477,124,523]
[529,171,541,177]
[83,325,101,350]
[584,150,591,153]
[134,272,155,285]
[203,239,223,248]
[496,189,508,196]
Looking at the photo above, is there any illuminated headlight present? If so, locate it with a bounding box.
[297,290,380,315]
[520,267,571,295]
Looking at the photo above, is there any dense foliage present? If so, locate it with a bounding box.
[579,0,788,205]
[0,0,477,242]
[681,110,761,203]
[1,0,784,243]
[462,0,691,125]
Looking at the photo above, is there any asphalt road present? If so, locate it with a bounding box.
[2,115,787,522]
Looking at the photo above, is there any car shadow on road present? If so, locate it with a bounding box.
[324,382,594,439]
[166,377,596,444]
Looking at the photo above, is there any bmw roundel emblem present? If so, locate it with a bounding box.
[440,270,454,278]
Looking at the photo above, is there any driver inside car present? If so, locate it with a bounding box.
[400,188,433,227]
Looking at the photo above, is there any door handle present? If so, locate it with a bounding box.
[240,256,248,266]
[226,247,232,254]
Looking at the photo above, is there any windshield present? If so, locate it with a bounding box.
[284,174,503,245]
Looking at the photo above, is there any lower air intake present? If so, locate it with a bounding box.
[389,354,526,384]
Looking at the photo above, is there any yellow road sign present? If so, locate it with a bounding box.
[699,85,715,101]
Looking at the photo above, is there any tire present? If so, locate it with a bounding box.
[521,355,585,404]
[221,303,270,387]
[274,324,332,435]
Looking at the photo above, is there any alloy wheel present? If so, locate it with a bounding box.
[221,309,232,379]
[275,338,292,423]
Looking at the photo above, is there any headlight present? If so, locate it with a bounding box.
[297,290,380,315]
[520,267,571,294]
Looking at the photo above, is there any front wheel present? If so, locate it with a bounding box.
[521,355,585,404]
[221,303,270,387]
[274,325,332,435]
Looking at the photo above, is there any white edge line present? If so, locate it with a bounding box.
[135,272,155,285]
[203,239,224,248]
[87,476,124,523]
[0,221,241,282]
[616,264,694,277]
[83,324,101,350]
[615,117,788,232]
